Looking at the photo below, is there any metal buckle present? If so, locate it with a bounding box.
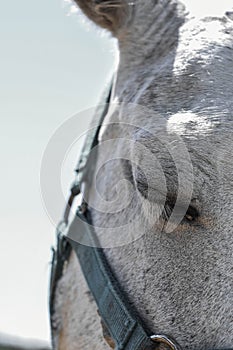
[150,334,182,350]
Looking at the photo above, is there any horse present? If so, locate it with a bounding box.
[50,1,233,349]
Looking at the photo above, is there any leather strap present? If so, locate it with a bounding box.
[49,81,113,339]
[66,211,156,350]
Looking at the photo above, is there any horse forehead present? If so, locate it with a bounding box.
[123,16,233,97]
[103,103,231,167]
[117,24,233,135]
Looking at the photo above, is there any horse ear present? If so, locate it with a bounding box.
[73,0,129,35]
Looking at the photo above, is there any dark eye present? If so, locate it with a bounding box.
[162,199,200,225]
[184,205,199,222]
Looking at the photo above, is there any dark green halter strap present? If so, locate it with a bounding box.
[66,211,156,350]
[49,81,232,350]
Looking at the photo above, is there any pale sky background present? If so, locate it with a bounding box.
[1,0,233,345]
[0,0,115,344]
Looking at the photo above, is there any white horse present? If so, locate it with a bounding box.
[50,1,233,349]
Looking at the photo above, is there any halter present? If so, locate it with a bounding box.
[49,82,232,350]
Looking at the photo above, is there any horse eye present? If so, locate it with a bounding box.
[184,205,199,222]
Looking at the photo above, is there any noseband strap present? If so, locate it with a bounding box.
[65,210,162,350]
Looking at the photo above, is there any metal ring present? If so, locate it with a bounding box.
[150,334,182,350]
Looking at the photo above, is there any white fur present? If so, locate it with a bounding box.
[53,1,233,349]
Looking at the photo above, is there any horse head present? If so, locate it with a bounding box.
[51,1,233,349]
